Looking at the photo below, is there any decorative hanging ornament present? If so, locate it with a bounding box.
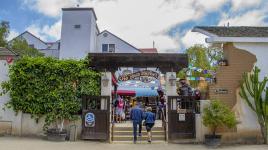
[197,68,203,72]
[6,56,13,64]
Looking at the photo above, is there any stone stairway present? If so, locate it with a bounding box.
[112,126,166,143]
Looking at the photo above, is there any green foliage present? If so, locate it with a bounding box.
[178,44,223,87]
[0,21,10,47]
[239,66,268,144]
[1,56,100,131]
[0,20,43,57]
[203,100,237,136]
[10,38,44,57]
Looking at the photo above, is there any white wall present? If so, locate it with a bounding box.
[97,31,140,53]
[0,60,22,135]
[89,16,97,53]
[40,49,60,58]
[20,32,47,50]
[60,9,96,59]
[18,32,60,58]
[233,42,268,132]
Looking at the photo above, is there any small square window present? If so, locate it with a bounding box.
[102,44,108,52]
[109,44,115,53]
[74,24,81,29]
[29,44,34,48]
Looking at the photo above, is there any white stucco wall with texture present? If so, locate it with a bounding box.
[0,60,22,135]
[233,42,268,132]
[60,10,96,59]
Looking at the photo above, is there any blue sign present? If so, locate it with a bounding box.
[85,112,95,127]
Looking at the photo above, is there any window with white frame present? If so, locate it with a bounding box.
[108,44,115,52]
[102,44,115,53]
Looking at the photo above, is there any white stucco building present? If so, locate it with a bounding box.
[10,7,147,60]
[193,26,268,142]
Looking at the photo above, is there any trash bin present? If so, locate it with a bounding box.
[69,124,77,141]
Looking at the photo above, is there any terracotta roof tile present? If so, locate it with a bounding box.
[139,48,158,53]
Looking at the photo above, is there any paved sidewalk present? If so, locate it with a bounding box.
[0,136,267,150]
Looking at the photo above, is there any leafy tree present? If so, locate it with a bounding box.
[0,21,10,47]
[203,100,237,136]
[239,66,268,144]
[0,20,43,57]
[10,38,44,57]
[1,56,100,131]
[178,44,223,87]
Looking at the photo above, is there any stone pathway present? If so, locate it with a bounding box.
[0,136,267,150]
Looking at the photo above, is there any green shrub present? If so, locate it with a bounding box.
[1,56,100,131]
[203,100,237,136]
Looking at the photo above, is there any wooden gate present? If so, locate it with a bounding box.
[81,96,110,140]
[168,96,200,140]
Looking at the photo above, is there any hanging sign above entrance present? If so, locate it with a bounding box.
[118,70,159,82]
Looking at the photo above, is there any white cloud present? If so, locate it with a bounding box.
[22,0,77,17]
[26,20,61,41]
[21,0,228,52]
[7,30,19,41]
[181,31,208,48]
[79,0,229,52]
[21,0,268,51]
[231,0,262,11]
[218,10,268,26]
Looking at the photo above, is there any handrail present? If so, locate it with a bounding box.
[161,107,167,123]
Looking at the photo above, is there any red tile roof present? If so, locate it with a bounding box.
[139,48,158,53]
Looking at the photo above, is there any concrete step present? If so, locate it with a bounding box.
[113,127,164,131]
[112,140,167,144]
[113,130,165,136]
[112,135,165,141]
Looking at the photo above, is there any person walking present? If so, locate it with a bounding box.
[130,101,143,144]
[116,97,124,123]
[143,107,155,143]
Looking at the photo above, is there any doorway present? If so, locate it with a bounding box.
[111,96,167,143]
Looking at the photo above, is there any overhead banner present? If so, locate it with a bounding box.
[118,70,159,82]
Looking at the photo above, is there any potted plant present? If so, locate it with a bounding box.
[202,100,237,147]
[44,85,80,141]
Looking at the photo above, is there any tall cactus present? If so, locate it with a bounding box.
[239,66,268,144]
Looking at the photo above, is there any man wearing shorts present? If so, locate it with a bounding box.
[143,107,155,143]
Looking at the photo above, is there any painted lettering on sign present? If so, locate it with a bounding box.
[214,88,228,94]
[118,70,159,82]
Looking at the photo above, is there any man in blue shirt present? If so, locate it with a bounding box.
[130,102,143,143]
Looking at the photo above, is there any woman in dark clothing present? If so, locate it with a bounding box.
[143,107,155,143]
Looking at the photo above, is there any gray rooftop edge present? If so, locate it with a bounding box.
[193,26,268,37]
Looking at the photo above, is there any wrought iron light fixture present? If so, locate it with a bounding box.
[102,72,109,87]
[169,73,176,86]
